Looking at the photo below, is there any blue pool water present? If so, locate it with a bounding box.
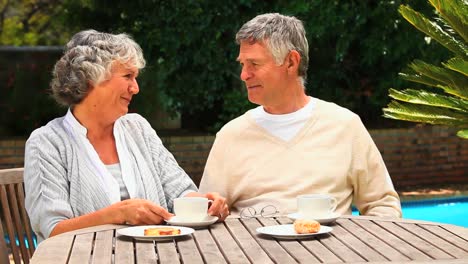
[353,196,468,227]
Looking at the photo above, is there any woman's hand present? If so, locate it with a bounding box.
[204,192,229,221]
[113,199,173,225]
[184,192,229,221]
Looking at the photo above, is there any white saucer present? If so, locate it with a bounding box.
[256,224,332,240]
[117,225,194,241]
[287,212,340,224]
[166,215,219,228]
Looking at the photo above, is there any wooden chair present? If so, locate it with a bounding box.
[0,168,36,264]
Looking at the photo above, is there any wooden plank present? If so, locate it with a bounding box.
[398,223,468,259]
[68,232,94,264]
[156,240,180,263]
[318,229,365,263]
[352,218,431,261]
[7,184,30,263]
[30,235,74,263]
[91,230,114,263]
[442,225,468,240]
[277,217,343,263]
[0,184,21,264]
[16,182,36,256]
[115,234,135,264]
[209,221,249,264]
[0,220,10,264]
[242,217,296,264]
[224,218,273,263]
[331,223,387,262]
[268,217,320,263]
[377,221,453,260]
[422,225,468,253]
[0,168,23,185]
[135,240,157,263]
[192,228,226,263]
[176,236,204,264]
[336,218,410,261]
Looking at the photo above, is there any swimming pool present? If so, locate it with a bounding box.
[353,196,468,227]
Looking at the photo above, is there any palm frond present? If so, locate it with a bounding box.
[383,101,468,126]
[428,0,468,43]
[409,60,468,98]
[442,57,468,76]
[388,88,468,112]
[457,129,468,138]
[399,70,444,88]
[399,5,468,58]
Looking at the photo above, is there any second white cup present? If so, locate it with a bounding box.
[297,194,337,219]
[173,197,211,222]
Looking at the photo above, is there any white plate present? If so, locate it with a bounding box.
[287,212,340,224]
[117,225,194,241]
[256,224,333,240]
[166,215,219,228]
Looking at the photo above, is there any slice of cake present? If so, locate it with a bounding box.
[144,227,181,236]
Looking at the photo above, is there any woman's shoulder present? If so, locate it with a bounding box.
[117,113,151,129]
[27,116,69,150]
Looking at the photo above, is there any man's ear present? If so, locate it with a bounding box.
[286,50,301,75]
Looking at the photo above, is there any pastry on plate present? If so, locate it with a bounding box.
[294,219,321,234]
[144,227,181,236]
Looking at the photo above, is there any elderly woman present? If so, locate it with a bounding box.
[24,30,229,243]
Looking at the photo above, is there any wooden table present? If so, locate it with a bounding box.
[31,215,468,263]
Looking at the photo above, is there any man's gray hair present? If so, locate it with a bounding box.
[236,13,309,83]
[51,30,146,106]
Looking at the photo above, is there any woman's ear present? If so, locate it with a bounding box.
[287,50,301,75]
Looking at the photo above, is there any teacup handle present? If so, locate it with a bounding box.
[330,197,337,212]
[208,199,214,208]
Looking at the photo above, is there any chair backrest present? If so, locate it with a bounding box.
[0,168,35,264]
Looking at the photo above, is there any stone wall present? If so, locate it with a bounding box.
[1,125,467,189]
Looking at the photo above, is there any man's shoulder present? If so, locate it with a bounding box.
[314,98,360,123]
[217,111,252,136]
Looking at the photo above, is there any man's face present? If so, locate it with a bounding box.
[237,40,290,111]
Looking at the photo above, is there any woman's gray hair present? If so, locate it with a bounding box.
[51,30,146,106]
[236,13,309,84]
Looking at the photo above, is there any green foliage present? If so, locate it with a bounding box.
[0,0,71,45]
[383,0,468,138]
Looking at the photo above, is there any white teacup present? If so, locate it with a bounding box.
[297,194,337,219]
[173,197,212,222]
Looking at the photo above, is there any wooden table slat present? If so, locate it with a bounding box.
[135,240,157,263]
[225,218,274,263]
[336,218,410,261]
[319,230,365,262]
[91,229,114,263]
[266,217,321,263]
[193,228,227,263]
[68,232,94,264]
[398,223,468,259]
[156,240,180,263]
[115,234,135,264]
[352,218,432,261]
[331,223,387,262]
[377,221,453,260]
[30,235,75,263]
[242,217,298,264]
[210,222,251,264]
[176,236,205,264]
[421,225,468,253]
[442,225,468,240]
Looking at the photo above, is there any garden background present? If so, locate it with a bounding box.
[0,0,466,190]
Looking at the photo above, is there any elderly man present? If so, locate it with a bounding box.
[199,13,401,218]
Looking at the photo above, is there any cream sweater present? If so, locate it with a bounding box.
[200,98,401,217]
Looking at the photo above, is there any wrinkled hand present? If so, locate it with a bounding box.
[204,192,229,221]
[112,199,173,225]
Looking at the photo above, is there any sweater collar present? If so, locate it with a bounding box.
[64,108,88,137]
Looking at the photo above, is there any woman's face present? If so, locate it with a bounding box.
[84,62,139,122]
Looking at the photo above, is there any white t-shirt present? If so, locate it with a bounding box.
[250,96,315,141]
